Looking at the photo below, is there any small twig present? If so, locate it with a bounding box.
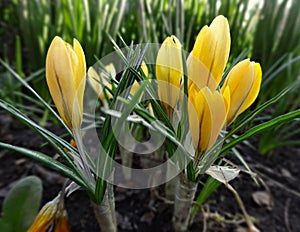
[200,204,245,226]
[226,183,260,232]
[284,198,292,232]
[201,206,208,232]
[254,163,296,182]
[153,189,174,204]
[257,171,300,199]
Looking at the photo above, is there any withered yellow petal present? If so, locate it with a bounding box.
[54,212,70,232]
[188,15,230,90]
[28,197,59,232]
[28,196,70,232]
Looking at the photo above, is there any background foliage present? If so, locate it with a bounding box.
[0,0,299,154]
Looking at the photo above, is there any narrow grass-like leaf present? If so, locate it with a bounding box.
[0,142,87,189]
[221,109,300,153]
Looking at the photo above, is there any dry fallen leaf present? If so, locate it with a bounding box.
[252,191,273,210]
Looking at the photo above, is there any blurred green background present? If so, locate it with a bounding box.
[0,0,299,155]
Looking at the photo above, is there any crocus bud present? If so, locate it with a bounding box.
[221,59,262,125]
[187,15,230,90]
[46,36,86,130]
[140,61,149,77]
[88,63,146,106]
[28,196,70,232]
[156,35,183,118]
[188,86,226,155]
[88,63,115,104]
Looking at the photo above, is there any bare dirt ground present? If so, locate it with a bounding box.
[0,113,299,232]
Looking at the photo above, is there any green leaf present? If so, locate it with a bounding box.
[0,142,87,190]
[0,59,72,135]
[2,176,42,232]
[0,219,13,232]
[221,109,300,153]
[191,176,221,221]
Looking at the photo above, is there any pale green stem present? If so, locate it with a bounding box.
[119,144,133,180]
[173,173,197,232]
[73,129,95,189]
[165,157,178,201]
[92,184,117,232]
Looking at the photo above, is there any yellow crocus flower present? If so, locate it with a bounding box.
[28,196,70,232]
[188,85,226,155]
[187,15,230,90]
[46,36,86,130]
[156,35,183,118]
[88,62,148,107]
[88,63,115,105]
[129,62,149,97]
[221,59,262,126]
[140,61,149,77]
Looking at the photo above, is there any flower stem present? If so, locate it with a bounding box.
[119,144,133,181]
[165,158,178,201]
[172,173,197,232]
[92,184,117,232]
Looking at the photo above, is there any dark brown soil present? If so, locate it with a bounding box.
[0,113,299,232]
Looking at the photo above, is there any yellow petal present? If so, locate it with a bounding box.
[238,63,262,113]
[188,15,230,90]
[72,38,86,121]
[188,84,202,150]
[88,67,102,97]
[141,61,149,77]
[147,102,154,116]
[188,86,226,154]
[28,196,70,232]
[46,36,86,130]
[28,197,59,232]
[54,211,70,232]
[221,59,262,125]
[207,90,227,149]
[130,80,141,96]
[46,37,75,129]
[73,39,86,90]
[222,85,231,118]
[156,35,183,117]
[105,63,117,80]
[87,64,115,105]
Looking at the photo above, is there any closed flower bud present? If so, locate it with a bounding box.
[156,35,183,118]
[46,36,86,130]
[88,63,115,105]
[88,62,147,107]
[188,86,226,155]
[187,15,230,90]
[221,59,262,125]
[28,196,70,232]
